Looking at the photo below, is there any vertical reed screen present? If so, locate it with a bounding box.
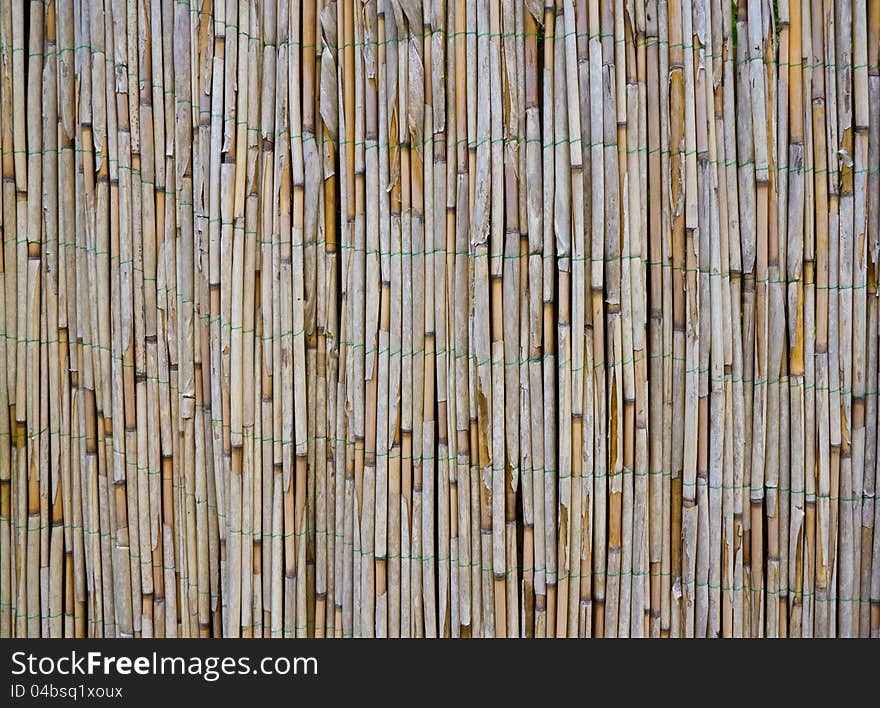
[1,0,879,638]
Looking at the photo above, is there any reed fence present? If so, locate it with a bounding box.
[1,0,879,638]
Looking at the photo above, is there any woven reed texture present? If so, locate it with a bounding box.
[1,0,879,638]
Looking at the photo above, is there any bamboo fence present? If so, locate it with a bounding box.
[0,0,878,639]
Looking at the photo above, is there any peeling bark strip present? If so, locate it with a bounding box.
[1,0,879,638]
